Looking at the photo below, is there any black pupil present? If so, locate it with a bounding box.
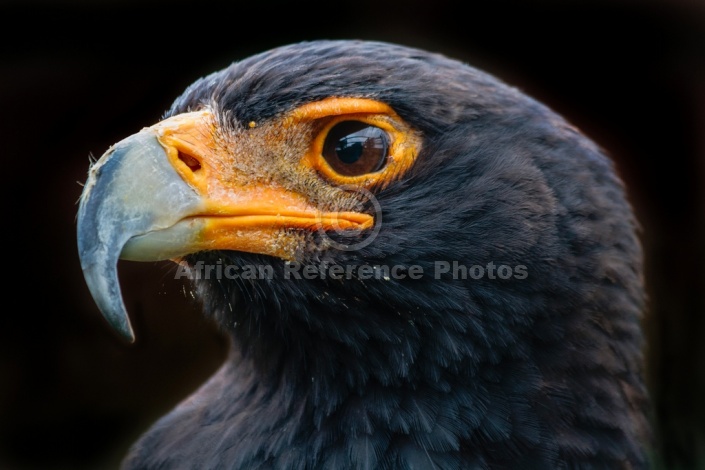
[336,136,366,164]
[322,121,389,177]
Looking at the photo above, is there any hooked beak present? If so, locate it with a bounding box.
[77,110,373,342]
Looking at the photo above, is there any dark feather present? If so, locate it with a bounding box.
[118,40,650,469]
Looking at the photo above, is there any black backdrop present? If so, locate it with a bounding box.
[1,1,703,469]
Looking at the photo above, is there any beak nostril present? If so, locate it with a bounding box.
[178,151,202,172]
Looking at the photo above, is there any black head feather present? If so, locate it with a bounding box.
[121,40,650,469]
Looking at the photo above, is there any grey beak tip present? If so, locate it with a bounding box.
[77,129,201,343]
[101,301,136,343]
[80,260,136,342]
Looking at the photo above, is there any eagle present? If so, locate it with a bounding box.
[77,40,651,469]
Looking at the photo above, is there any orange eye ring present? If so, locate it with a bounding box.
[287,97,421,189]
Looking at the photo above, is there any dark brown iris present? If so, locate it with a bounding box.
[322,121,389,176]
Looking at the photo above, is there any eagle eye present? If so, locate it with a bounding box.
[322,121,389,176]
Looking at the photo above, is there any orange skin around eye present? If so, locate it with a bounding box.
[287,97,422,189]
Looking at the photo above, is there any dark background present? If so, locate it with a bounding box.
[1,0,703,469]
